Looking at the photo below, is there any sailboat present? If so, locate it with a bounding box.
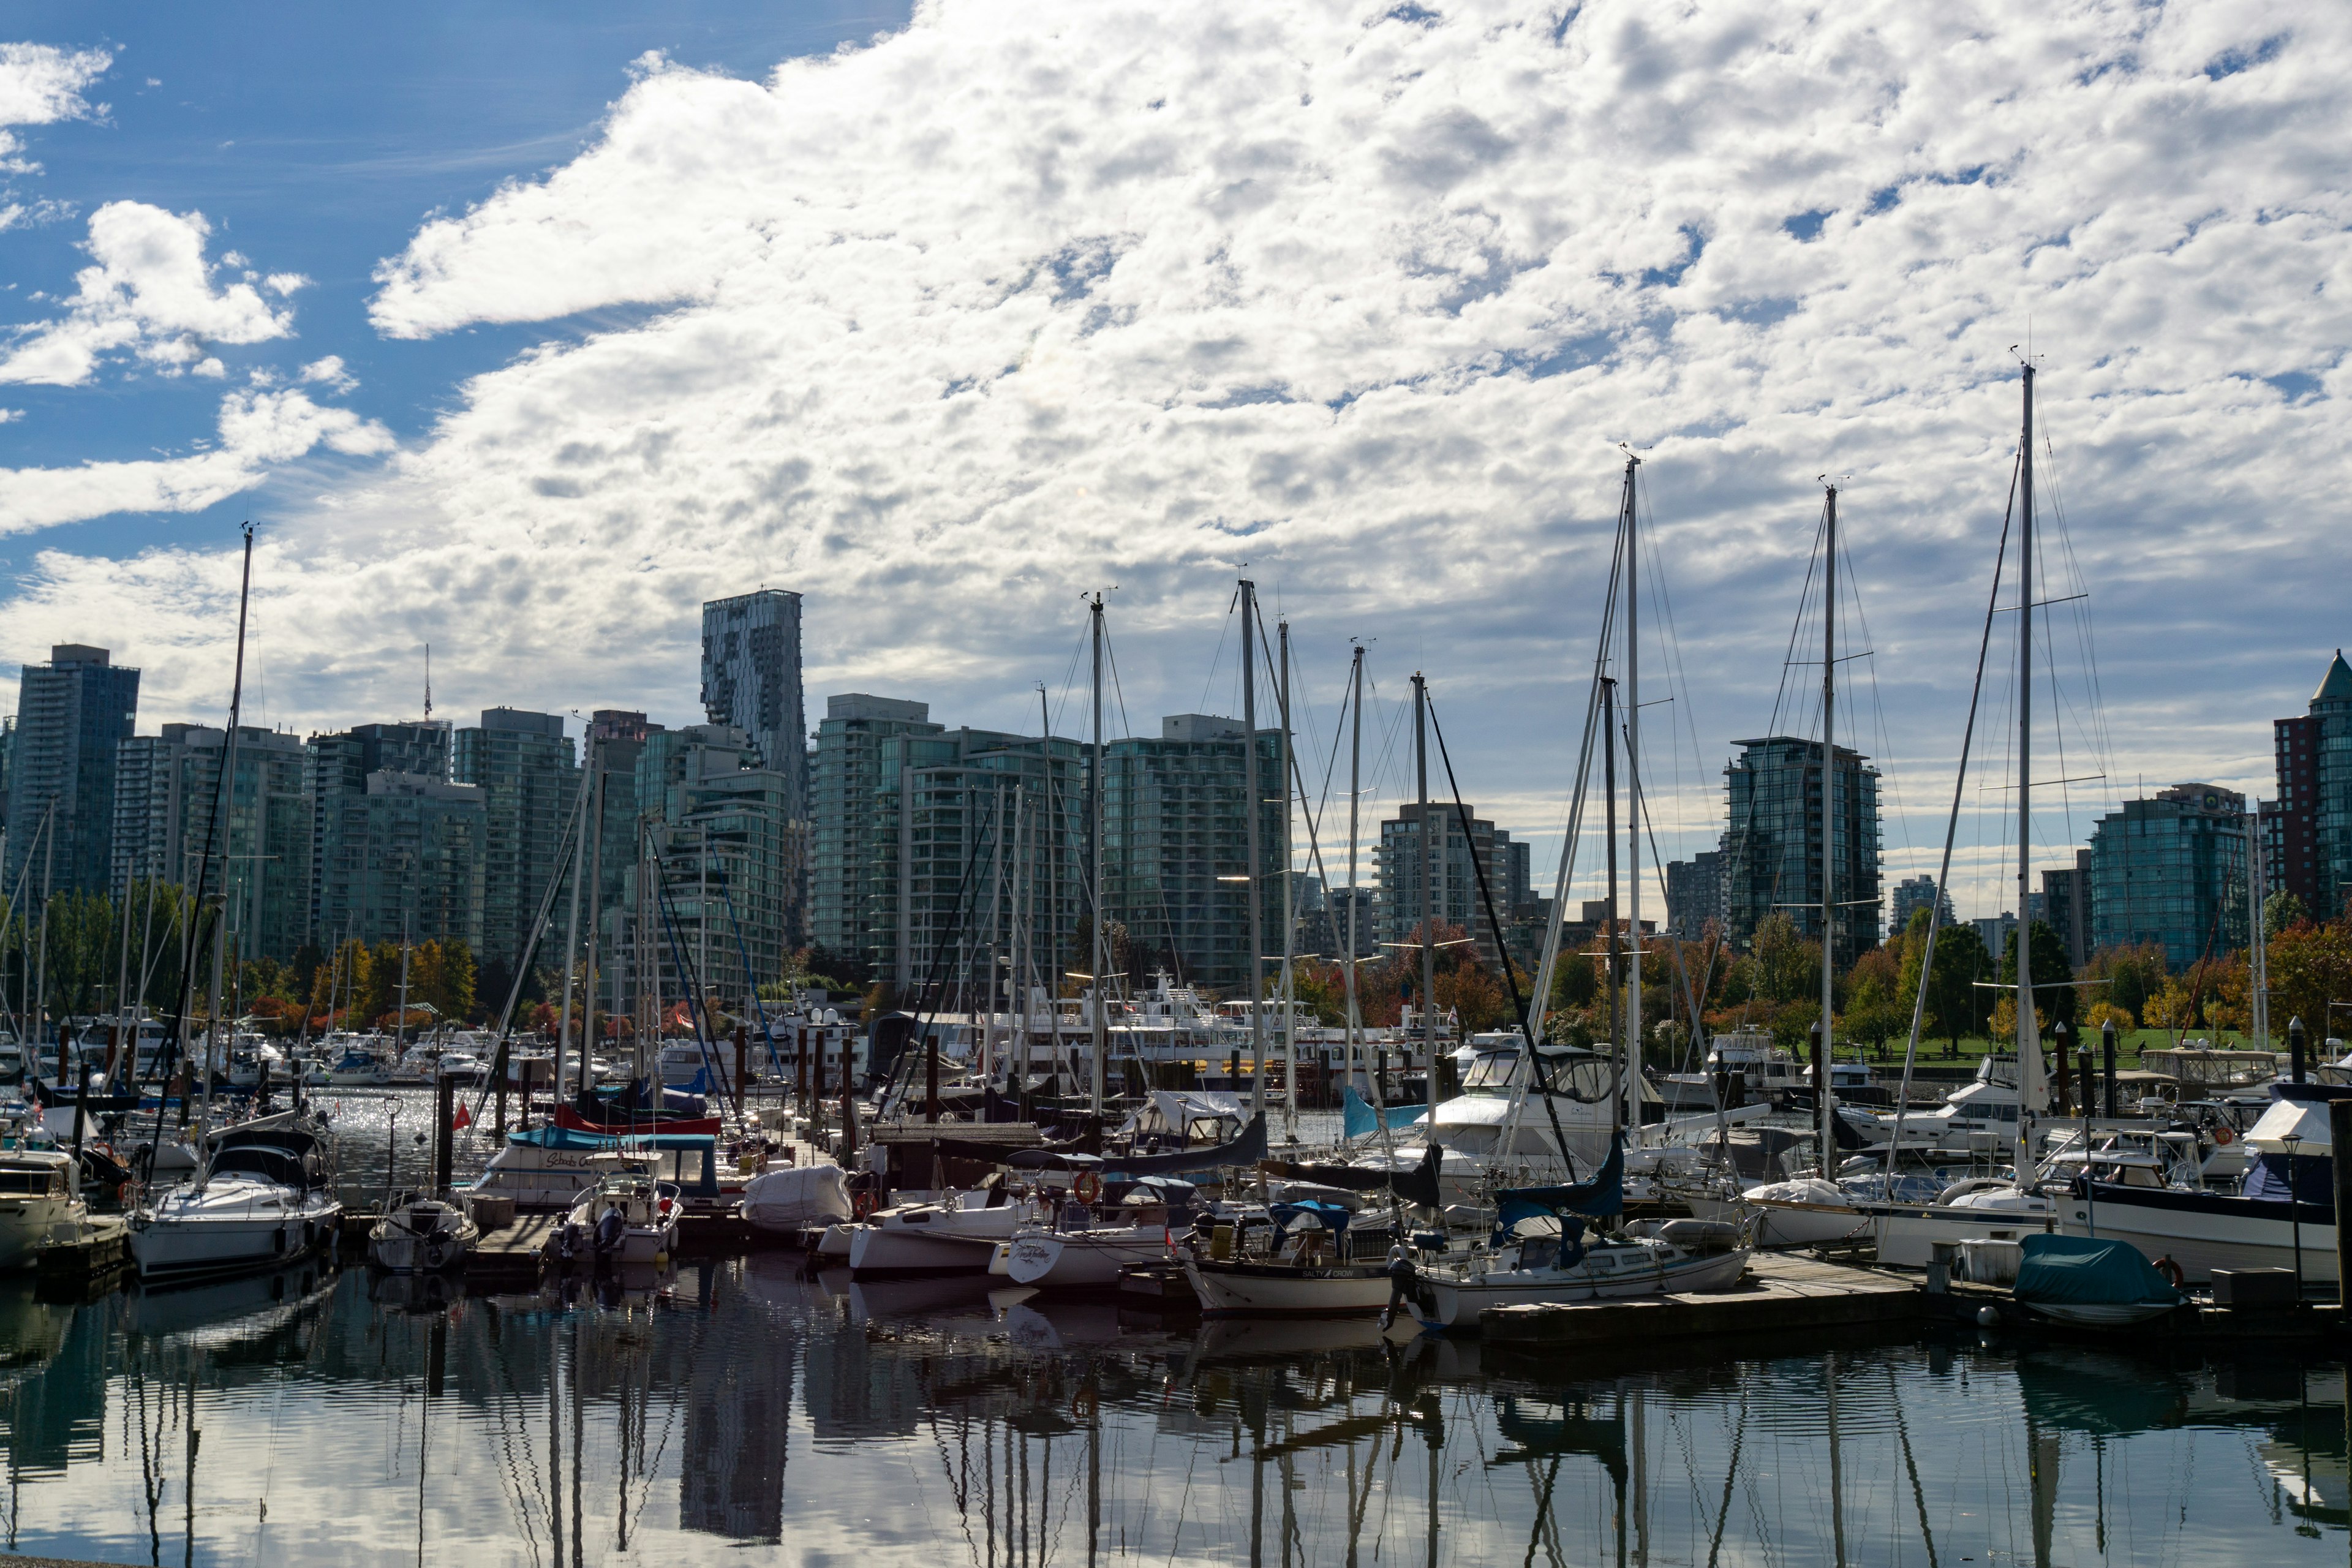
[127,526,347,1286]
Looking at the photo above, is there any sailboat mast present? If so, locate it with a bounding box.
[1242,579,1265,1119]
[200,524,257,1151]
[1602,677,1621,1135]
[1344,645,1364,1105]
[1820,484,1840,1173]
[554,739,590,1106]
[1279,617,1296,1134]
[1622,453,1643,1145]
[2015,363,2042,1175]
[1088,592,1107,1117]
[1414,673,1434,1109]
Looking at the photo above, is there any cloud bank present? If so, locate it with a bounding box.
[6,0,2349,906]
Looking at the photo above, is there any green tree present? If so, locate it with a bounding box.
[1751,913,1820,1005]
[2266,890,2310,938]
[1996,919,2078,1033]
[1898,908,1990,1054]
[2080,942,2167,1025]
[1843,943,1908,1053]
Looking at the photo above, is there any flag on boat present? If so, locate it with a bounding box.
[451,1102,472,1131]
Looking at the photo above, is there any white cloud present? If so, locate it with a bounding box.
[0,388,393,533]
[0,41,108,172]
[0,201,298,385]
[12,0,2352,916]
[299,354,355,391]
[0,407,20,423]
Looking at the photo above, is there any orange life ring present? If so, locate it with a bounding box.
[2213,1124,2235,1146]
[851,1189,876,1219]
[1072,1170,1104,1205]
[2152,1254,2187,1290]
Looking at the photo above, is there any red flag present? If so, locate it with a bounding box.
[451,1102,473,1131]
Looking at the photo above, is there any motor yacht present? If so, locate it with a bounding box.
[0,1148,83,1268]
[126,1123,342,1284]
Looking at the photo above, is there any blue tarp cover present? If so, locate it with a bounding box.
[2013,1234,2184,1308]
[1342,1085,1425,1139]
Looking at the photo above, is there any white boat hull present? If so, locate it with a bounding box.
[1181,1257,1394,1317]
[2053,1188,2336,1286]
[1003,1229,1168,1289]
[128,1182,341,1283]
[1416,1246,1752,1331]
[0,1196,77,1270]
[848,1224,1006,1278]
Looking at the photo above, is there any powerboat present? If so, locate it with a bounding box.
[558,1163,680,1268]
[126,1123,342,1284]
[0,1148,83,1269]
[326,1048,393,1088]
[471,1122,731,1213]
[368,1194,480,1273]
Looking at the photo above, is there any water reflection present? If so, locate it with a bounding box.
[0,1254,2345,1566]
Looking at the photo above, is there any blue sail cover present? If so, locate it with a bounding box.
[2013,1234,2184,1308]
[1342,1084,1423,1140]
[1494,1136,1624,1224]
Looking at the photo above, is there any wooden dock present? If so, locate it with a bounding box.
[1481,1253,1922,1348]
[465,1213,557,1291]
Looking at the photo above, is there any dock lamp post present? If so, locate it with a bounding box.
[2282,1129,2305,1302]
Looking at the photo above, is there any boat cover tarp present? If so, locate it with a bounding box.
[2013,1234,2184,1308]
[1102,1112,1267,1176]
[511,1124,717,1152]
[1495,1136,1624,1223]
[1273,1198,1353,1232]
[1342,1084,1424,1139]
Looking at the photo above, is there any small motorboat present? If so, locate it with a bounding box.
[557,1160,679,1268]
[846,1191,1036,1279]
[1411,1218,1752,1332]
[368,1193,480,1274]
[0,1148,84,1269]
[2011,1232,2186,1326]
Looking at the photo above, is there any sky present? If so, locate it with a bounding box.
[0,0,2343,924]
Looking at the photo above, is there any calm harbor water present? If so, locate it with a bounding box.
[0,1250,2346,1568]
[16,1088,2348,1566]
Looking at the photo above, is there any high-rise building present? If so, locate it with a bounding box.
[2272,650,2352,920]
[586,709,662,997]
[810,695,940,964]
[305,721,453,940]
[2038,851,2094,967]
[314,772,487,952]
[4,645,139,898]
[1373,801,1534,973]
[1101,714,1284,993]
[2087,783,2251,968]
[453,708,578,978]
[868,726,1086,994]
[1664,850,1727,937]
[0,714,15,827]
[1721,735,1883,967]
[1889,873,1956,936]
[114,724,312,962]
[700,590,805,810]
[612,725,801,1021]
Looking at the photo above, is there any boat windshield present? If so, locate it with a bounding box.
[1461,1052,1521,1092]
[1458,1049,1613,1102]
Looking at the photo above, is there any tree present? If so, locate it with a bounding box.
[2269,918,2352,1046]
[1843,944,1908,1054]
[2084,1000,2135,1033]
[1996,920,2078,1033]
[2079,943,2167,1026]
[1751,913,1820,1005]
[1897,908,1989,1054]
[2266,890,2310,938]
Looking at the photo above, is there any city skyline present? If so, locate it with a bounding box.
[0,2,2343,932]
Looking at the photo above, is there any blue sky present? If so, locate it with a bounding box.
[0,1,2343,924]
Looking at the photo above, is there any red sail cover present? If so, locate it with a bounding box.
[553,1103,722,1137]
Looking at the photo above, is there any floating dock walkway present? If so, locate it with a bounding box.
[1482,1253,1921,1347]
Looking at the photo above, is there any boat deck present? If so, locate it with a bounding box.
[1481,1253,1921,1347]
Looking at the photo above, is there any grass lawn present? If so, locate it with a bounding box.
[1852,1030,2272,1074]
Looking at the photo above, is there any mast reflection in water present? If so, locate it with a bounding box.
[0,1253,2346,1566]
